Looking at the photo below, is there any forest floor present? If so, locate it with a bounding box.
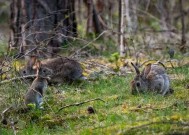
[0,22,189,134]
[0,56,189,135]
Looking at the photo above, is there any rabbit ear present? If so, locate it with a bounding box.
[36,60,41,69]
[33,60,41,76]
[33,60,41,70]
[131,62,140,75]
[28,56,37,68]
[143,63,152,78]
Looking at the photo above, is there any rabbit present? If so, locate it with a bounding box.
[25,60,52,109]
[20,56,85,84]
[1,62,52,124]
[130,62,171,96]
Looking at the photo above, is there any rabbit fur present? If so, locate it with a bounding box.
[25,60,52,109]
[21,56,84,84]
[131,62,171,96]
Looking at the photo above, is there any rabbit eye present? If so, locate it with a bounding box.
[43,70,46,73]
[23,70,26,74]
[136,82,141,87]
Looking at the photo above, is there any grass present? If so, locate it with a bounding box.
[0,66,189,135]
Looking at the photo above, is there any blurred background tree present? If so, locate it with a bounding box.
[9,0,77,58]
[0,0,188,58]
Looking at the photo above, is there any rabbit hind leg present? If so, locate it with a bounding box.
[37,95,44,109]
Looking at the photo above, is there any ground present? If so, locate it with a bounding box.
[0,60,189,134]
[0,19,189,135]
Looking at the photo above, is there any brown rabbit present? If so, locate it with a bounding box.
[25,60,52,109]
[21,56,85,84]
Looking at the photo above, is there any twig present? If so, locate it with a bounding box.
[57,98,105,113]
[156,61,167,69]
[140,59,167,69]
[167,60,175,68]
[1,106,13,123]
[10,118,17,135]
[0,75,36,84]
[140,59,158,67]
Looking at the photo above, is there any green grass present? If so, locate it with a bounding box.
[0,67,189,135]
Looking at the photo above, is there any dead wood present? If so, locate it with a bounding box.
[0,75,36,85]
[57,98,105,113]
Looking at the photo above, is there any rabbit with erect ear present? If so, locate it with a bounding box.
[24,60,52,109]
[20,56,85,84]
[20,56,37,77]
[1,62,52,124]
[131,62,171,96]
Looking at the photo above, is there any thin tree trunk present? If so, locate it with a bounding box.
[9,0,19,49]
[131,0,138,32]
[124,0,138,33]
[107,0,113,28]
[179,0,186,53]
[156,0,172,38]
[78,0,83,23]
[124,0,131,32]
[20,0,27,55]
[119,0,126,57]
[84,0,102,35]
[85,0,94,34]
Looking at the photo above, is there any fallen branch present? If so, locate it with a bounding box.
[0,75,36,84]
[10,118,17,135]
[1,105,13,125]
[140,59,167,69]
[140,59,159,67]
[57,98,105,113]
[167,60,175,68]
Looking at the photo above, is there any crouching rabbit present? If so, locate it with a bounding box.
[130,62,172,96]
[21,56,85,84]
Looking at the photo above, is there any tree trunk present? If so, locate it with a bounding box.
[156,0,172,38]
[95,0,115,29]
[77,0,83,23]
[179,0,186,53]
[124,0,131,32]
[9,0,77,58]
[130,0,138,32]
[84,0,102,36]
[119,0,126,57]
[124,0,138,33]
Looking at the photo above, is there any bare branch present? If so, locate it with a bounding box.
[0,75,36,84]
[10,118,17,135]
[57,98,105,113]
